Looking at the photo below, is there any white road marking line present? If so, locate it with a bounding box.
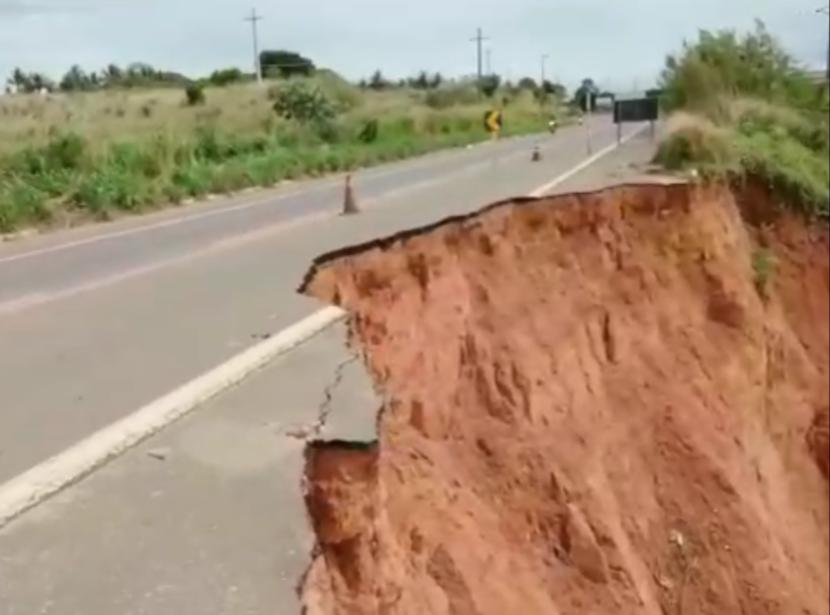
[0,210,331,317]
[0,306,346,529]
[0,121,642,528]
[0,184,334,266]
[529,123,648,197]
[0,133,533,267]
[0,128,599,315]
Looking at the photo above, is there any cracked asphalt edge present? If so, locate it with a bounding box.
[282,353,361,441]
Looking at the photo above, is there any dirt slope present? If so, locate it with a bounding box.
[299,182,829,615]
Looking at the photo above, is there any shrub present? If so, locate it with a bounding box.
[729,99,829,152]
[660,21,816,113]
[386,116,416,136]
[656,22,829,218]
[47,133,87,171]
[209,67,244,87]
[313,70,363,111]
[208,162,253,194]
[752,248,777,298]
[654,113,737,173]
[358,119,379,143]
[0,182,51,232]
[108,142,163,178]
[10,133,88,175]
[272,82,336,123]
[73,168,149,214]
[193,127,224,161]
[184,83,206,106]
[425,85,480,109]
[171,162,213,197]
[478,74,501,98]
[736,129,829,216]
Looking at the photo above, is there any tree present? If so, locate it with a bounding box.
[574,78,599,111]
[411,71,430,89]
[518,76,538,91]
[60,65,94,92]
[103,64,123,84]
[6,68,54,93]
[368,70,389,90]
[209,67,244,87]
[478,74,501,97]
[184,82,206,106]
[429,72,443,89]
[659,20,815,111]
[7,67,27,89]
[127,62,155,79]
[29,72,54,92]
[541,80,567,99]
[260,50,315,78]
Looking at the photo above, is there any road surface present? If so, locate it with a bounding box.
[0,121,660,615]
[0,116,643,484]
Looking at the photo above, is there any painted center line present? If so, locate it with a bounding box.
[0,124,645,529]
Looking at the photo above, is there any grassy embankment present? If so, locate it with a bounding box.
[655,23,829,218]
[0,72,555,233]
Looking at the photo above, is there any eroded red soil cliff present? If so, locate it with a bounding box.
[300,182,829,615]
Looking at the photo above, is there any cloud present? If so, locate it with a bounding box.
[0,0,89,16]
[0,0,826,89]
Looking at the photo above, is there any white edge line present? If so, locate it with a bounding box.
[0,184,334,266]
[0,122,643,528]
[0,131,531,266]
[528,123,648,198]
[0,305,346,529]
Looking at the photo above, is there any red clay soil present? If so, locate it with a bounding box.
[299,182,829,615]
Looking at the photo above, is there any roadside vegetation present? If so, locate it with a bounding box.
[655,22,830,218]
[0,56,567,233]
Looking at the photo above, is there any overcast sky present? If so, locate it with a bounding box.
[1,0,827,91]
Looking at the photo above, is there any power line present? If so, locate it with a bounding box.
[244,8,264,84]
[470,27,490,81]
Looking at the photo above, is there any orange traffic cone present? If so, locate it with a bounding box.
[342,174,359,215]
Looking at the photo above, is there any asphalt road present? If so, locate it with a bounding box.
[0,123,660,615]
[0,116,639,483]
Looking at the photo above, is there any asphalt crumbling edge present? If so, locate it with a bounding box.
[297,181,690,296]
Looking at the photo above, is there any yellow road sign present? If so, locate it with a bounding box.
[484,110,502,134]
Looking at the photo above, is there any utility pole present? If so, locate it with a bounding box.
[470,27,490,81]
[540,54,549,87]
[818,6,830,80]
[245,8,264,84]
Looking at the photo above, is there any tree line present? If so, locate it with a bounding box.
[358,69,570,99]
[5,63,191,94]
[4,47,573,102]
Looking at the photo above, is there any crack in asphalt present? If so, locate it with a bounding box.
[284,354,360,441]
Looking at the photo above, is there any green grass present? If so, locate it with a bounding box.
[0,77,557,233]
[752,247,777,299]
[655,100,830,218]
[655,23,829,219]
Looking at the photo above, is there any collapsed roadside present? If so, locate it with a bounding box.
[298,180,829,614]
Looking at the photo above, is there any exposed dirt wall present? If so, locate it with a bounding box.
[300,182,829,615]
